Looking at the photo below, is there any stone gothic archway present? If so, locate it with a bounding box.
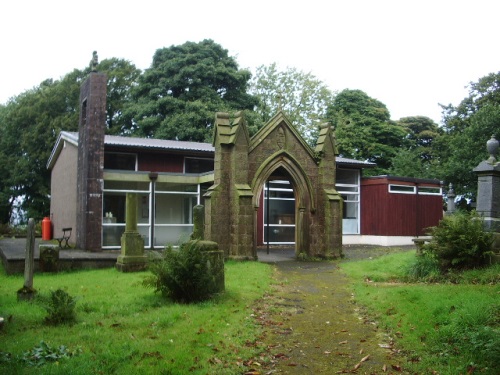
[204,111,342,260]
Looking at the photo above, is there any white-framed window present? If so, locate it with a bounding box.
[336,169,360,234]
[388,184,441,195]
[389,184,416,194]
[418,186,442,195]
[102,180,201,249]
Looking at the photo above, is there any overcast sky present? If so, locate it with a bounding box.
[1,0,498,124]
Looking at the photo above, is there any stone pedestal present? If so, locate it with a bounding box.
[116,193,147,272]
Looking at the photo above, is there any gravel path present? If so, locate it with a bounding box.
[248,247,415,374]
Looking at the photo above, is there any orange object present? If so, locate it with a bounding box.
[42,217,52,240]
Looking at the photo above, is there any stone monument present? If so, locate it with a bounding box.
[116,193,148,272]
[473,135,500,258]
[17,218,37,300]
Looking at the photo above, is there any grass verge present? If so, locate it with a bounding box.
[0,260,273,374]
[340,250,500,375]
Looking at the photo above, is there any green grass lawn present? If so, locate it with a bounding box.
[2,250,498,374]
[0,261,273,374]
[340,251,500,375]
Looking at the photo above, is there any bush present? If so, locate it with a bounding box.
[143,242,224,304]
[423,211,494,272]
[42,289,77,325]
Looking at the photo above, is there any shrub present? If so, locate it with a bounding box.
[423,211,494,271]
[144,242,224,304]
[42,289,77,325]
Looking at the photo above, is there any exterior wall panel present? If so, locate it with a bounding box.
[361,176,442,237]
[138,153,184,173]
[50,142,78,244]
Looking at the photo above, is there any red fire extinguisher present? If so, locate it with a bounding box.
[42,217,52,240]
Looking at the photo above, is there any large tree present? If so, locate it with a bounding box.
[249,63,334,144]
[435,72,500,198]
[389,116,441,178]
[0,58,139,223]
[97,58,141,135]
[123,40,258,142]
[327,89,407,175]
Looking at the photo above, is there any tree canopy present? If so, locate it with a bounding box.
[0,58,140,222]
[388,116,441,179]
[327,89,407,175]
[123,39,258,142]
[249,63,334,145]
[434,72,500,197]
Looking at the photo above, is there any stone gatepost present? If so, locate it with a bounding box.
[315,124,343,258]
[116,193,147,272]
[473,136,500,256]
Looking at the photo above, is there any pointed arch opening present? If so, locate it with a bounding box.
[252,153,314,256]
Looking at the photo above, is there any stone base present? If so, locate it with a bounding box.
[17,286,37,301]
[116,230,147,272]
[115,255,148,272]
[116,255,148,272]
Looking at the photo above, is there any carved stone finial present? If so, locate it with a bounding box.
[486,135,499,164]
[277,91,283,111]
[91,51,98,72]
[448,183,455,195]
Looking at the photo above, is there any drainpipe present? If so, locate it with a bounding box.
[148,172,158,249]
[266,181,270,255]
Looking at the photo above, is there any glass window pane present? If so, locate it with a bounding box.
[104,152,136,170]
[102,226,124,247]
[336,185,358,192]
[156,182,198,192]
[104,180,149,191]
[103,193,126,223]
[264,200,295,225]
[154,225,193,246]
[184,158,214,173]
[389,185,415,194]
[419,186,441,195]
[336,169,358,185]
[264,226,294,243]
[155,193,197,224]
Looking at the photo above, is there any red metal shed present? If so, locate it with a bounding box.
[361,176,443,237]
